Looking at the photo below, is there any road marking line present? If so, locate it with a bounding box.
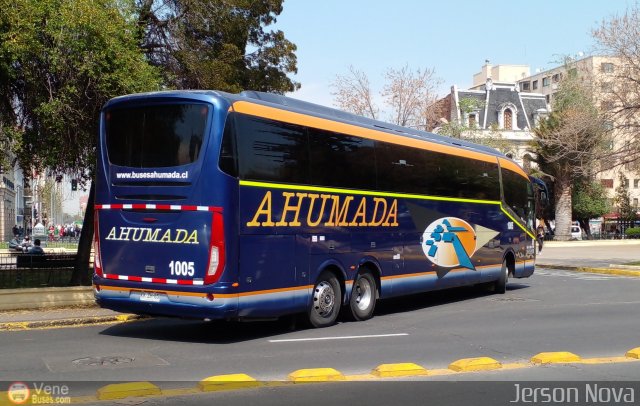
[269,333,408,343]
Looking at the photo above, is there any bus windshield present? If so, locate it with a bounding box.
[105,103,209,168]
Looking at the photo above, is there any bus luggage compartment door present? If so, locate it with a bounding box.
[237,234,306,318]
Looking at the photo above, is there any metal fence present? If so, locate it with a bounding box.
[0,252,93,289]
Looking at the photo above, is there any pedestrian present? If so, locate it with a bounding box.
[28,238,44,255]
[20,236,33,252]
[12,224,18,237]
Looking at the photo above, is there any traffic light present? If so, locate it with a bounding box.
[71,179,77,191]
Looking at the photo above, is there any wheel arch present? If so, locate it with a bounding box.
[314,259,347,305]
[356,256,382,299]
[502,249,516,276]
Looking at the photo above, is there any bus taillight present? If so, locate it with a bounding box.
[205,211,225,285]
[93,214,103,277]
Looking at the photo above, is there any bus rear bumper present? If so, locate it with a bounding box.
[94,284,238,321]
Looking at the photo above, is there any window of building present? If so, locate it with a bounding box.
[542,77,550,87]
[601,179,614,188]
[521,82,530,91]
[532,80,538,90]
[634,179,640,189]
[601,82,613,93]
[601,63,614,73]
[634,198,639,208]
[504,109,513,130]
[552,73,561,82]
[468,113,477,128]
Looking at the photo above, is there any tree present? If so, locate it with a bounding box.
[0,0,162,284]
[331,64,441,127]
[572,180,610,238]
[532,68,610,240]
[136,0,299,93]
[614,172,636,221]
[330,65,379,119]
[592,5,640,168]
[382,65,441,128]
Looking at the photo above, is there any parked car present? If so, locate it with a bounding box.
[571,225,582,240]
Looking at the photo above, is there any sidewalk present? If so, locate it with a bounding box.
[0,306,142,331]
[1,239,638,330]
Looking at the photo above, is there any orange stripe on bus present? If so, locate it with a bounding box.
[499,157,529,179]
[232,101,499,164]
[236,285,311,297]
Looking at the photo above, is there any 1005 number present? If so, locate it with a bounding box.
[169,260,195,277]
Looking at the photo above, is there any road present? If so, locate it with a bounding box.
[1,267,639,404]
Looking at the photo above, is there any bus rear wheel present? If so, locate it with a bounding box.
[308,271,342,328]
[349,271,376,321]
[494,259,509,294]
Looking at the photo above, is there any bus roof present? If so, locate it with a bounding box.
[104,89,514,164]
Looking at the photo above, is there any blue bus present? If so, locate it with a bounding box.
[94,90,542,327]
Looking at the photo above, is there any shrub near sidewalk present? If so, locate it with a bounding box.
[625,227,640,238]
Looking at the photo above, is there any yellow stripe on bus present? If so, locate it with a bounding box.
[239,180,536,239]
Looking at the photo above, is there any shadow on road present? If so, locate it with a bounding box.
[99,283,530,344]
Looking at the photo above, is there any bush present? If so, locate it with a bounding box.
[625,227,640,238]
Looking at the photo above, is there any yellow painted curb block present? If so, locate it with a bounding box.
[96,381,161,400]
[448,357,502,372]
[288,368,345,383]
[625,347,640,359]
[372,363,429,377]
[198,374,262,391]
[531,352,581,364]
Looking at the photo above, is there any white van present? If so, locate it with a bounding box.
[571,225,582,240]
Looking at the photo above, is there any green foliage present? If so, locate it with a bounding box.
[531,64,607,239]
[137,0,299,94]
[572,180,610,220]
[625,227,640,238]
[0,0,161,177]
[615,172,637,221]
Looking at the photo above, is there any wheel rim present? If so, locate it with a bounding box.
[313,281,336,318]
[353,277,373,311]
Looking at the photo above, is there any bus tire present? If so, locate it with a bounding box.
[494,259,509,294]
[349,271,376,321]
[308,271,342,328]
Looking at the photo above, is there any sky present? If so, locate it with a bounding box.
[273,0,635,113]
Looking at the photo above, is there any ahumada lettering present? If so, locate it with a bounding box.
[246,191,399,227]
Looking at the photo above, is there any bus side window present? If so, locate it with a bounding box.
[219,115,238,177]
[502,168,531,226]
[236,115,310,184]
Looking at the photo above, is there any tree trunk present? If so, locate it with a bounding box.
[69,181,95,286]
[579,219,591,239]
[553,174,573,241]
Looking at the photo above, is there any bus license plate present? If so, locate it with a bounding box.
[139,292,162,303]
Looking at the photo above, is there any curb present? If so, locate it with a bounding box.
[531,351,581,364]
[537,264,640,277]
[35,347,640,404]
[0,314,143,331]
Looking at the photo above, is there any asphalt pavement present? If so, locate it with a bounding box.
[0,239,639,329]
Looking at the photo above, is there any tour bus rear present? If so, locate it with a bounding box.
[93,93,235,319]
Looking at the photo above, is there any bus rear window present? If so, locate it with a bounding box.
[106,104,209,167]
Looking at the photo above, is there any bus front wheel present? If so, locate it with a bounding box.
[349,271,376,321]
[308,271,342,328]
